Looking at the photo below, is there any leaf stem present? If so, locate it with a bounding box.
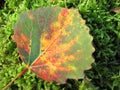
[2,66,29,90]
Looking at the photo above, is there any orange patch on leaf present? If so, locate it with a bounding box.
[60,8,69,17]
[14,29,30,54]
[31,55,75,82]
[27,13,35,21]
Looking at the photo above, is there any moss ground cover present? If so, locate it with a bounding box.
[0,0,120,90]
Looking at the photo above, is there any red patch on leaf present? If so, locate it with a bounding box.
[60,9,69,17]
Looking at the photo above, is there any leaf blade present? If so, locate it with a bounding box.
[13,7,95,83]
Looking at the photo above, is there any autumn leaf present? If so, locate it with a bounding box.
[3,6,95,90]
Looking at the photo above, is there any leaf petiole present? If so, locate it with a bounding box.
[2,66,29,90]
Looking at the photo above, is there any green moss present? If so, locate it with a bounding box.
[0,0,120,90]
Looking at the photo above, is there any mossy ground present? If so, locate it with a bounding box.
[0,0,120,90]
